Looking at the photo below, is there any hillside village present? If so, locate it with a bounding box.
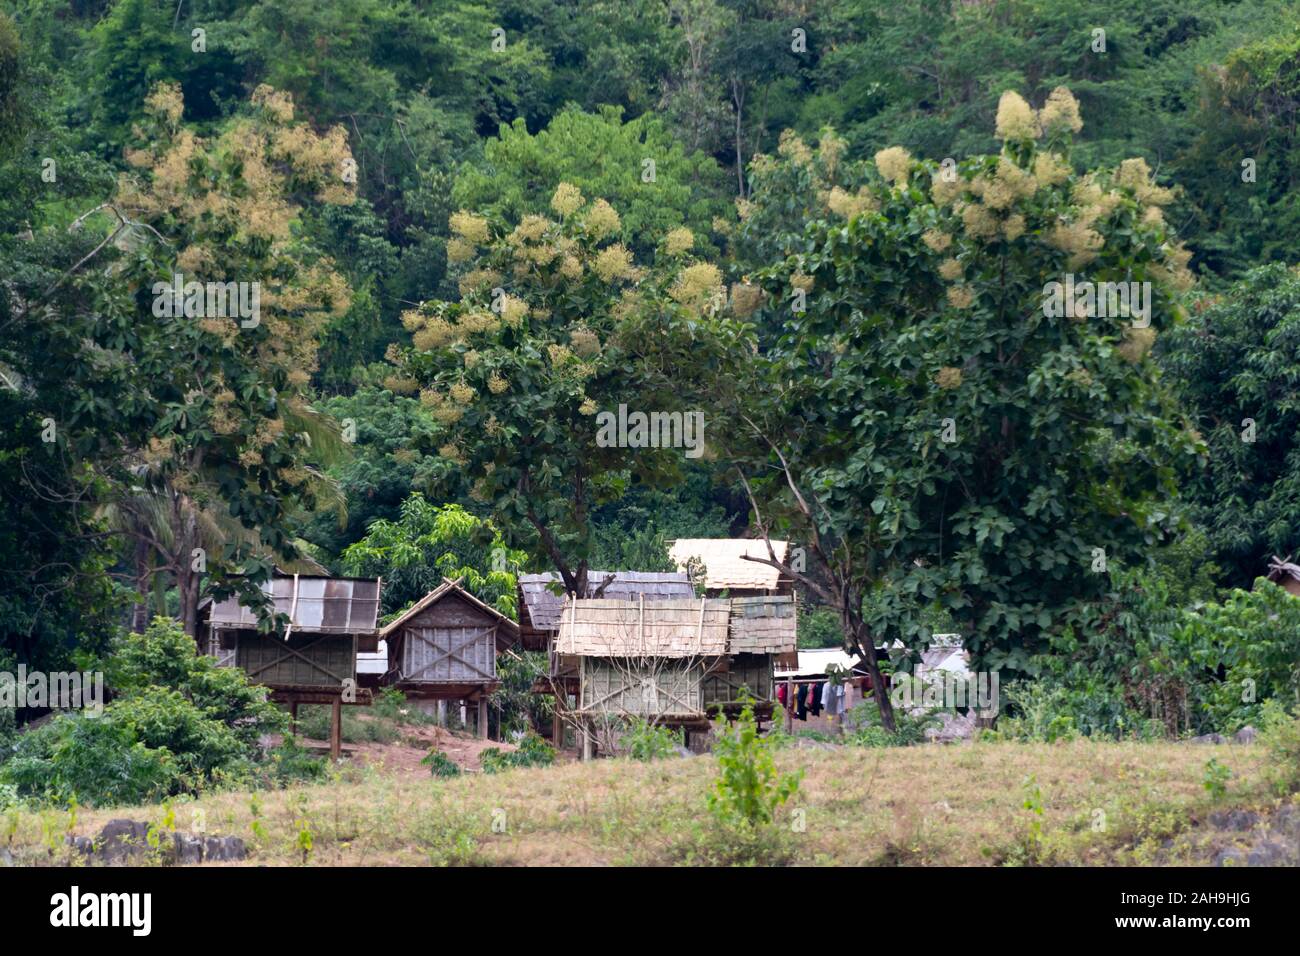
[2,1,1300,884]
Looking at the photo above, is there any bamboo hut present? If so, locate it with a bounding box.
[516,571,695,650]
[668,538,793,597]
[198,574,382,758]
[555,593,798,757]
[374,577,519,739]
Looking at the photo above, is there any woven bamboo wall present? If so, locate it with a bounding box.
[579,657,704,716]
[399,626,496,682]
[235,632,356,687]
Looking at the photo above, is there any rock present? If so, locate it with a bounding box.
[1208,809,1258,831]
[201,836,246,862]
[925,711,976,744]
[97,819,151,863]
[1246,840,1294,866]
[1233,726,1258,745]
[68,819,246,865]
[172,834,204,865]
[1189,733,1227,745]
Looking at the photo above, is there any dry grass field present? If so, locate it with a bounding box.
[6,737,1292,867]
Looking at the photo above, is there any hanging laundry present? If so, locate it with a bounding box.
[808,681,823,716]
[776,682,788,710]
[796,683,808,720]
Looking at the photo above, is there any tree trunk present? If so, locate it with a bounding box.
[130,537,151,633]
[846,613,896,732]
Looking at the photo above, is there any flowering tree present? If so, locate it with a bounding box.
[388,183,750,597]
[105,82,356,633]
[729,89,1198,728]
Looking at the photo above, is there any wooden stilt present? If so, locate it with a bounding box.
[330,695,342,761]
[289,701,299,736]
[581,719,593,761]
[478,696,488,740]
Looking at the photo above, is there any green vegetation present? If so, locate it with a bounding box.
[4,0,1300,831]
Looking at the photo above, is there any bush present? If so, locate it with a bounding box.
[1261,710,1300,795]
[707,702,802,829]
[0,618,305,807]
[845,701,938,747]
[480,732,555,773]
[1,714,181,806]
[422,749,461,777]
[618,718,682,760]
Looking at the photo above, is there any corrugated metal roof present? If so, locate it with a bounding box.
[518,571,694,632]
[669,538,789,590]
[1267,556,1300,583]
[209,575,381,634]
[774,648,868,678]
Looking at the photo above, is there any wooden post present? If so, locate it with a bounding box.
[581,718,593,761]
[477,696,488,740]
[289,700,299,736]
[552,708,563,749]
[329,695,342,761]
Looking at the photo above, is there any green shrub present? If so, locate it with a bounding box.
[0,714,180,806]
[845,701,937,747]
[480,732,555,773]
[1,618,307,807]
[1260,711,1300,795]
[422,749,461,777]
[707,702,802,829]
[619,718,682,760]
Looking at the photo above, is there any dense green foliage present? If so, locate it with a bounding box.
[4,0,1300,771]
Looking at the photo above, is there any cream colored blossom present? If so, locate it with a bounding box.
[995,91,1039,140]
[487,372,509,394]
[827,186,876,219]
[1116,325,1156,364]
[946,285,975,310]
[939,258,964,281]
[1002,214,1026,241]
[664,227,695,256]
[449,210,490,244]
[730,282,763,317]
[935,366,964,389]
[570,327,601,358]
[551,182,584,217]
[1038,87,1083,135]
[585,199,621,239]
[594,244,634,282]
[1032,152,1072,188]
[923,229,953,253]
[579,398,598,416]
[874,146,912,186]
[447,237,476,264]
[670,262,724,308]
[449,382,476,404]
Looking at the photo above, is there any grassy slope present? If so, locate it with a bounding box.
[7,739,1287,866]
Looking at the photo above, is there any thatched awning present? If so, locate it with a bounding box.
[518,571,695,633]
[555,597,730,657]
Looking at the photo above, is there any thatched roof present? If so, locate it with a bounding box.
[729,595,797,653]
[518,571,694,632]
[668,538,789,590]
[555,597,731,657]
[378,577,519,648]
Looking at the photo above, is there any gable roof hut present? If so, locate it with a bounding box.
[367,577,519,739]
[668,538,792,596]
[554,593,798,756]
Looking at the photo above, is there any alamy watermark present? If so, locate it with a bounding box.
[1042,275,1151,327]
[891,669,1000,718]
[152,273,261,328]
[595,404,705,459]
[1,665,104,715]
